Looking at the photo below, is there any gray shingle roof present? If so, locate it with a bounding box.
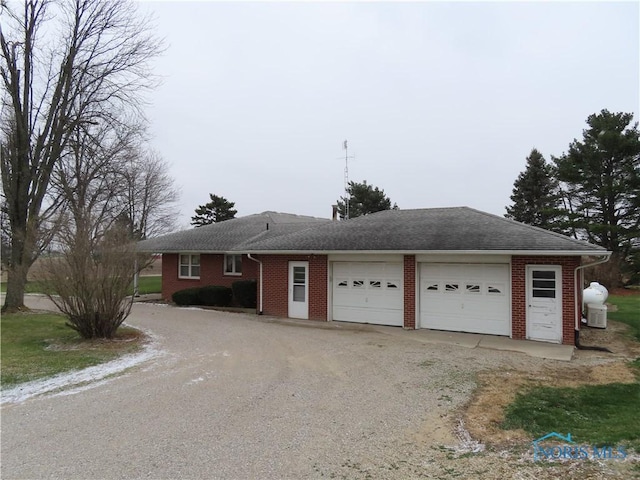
[137,211,331,253]
[238,207,607,253]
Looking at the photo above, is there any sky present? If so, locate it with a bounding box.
[137,1,639,228]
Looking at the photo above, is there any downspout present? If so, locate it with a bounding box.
[574,254,611,343]
[247,253,263,315]
[134,258,140,297]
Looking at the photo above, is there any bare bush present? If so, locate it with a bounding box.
[40,227,147,339]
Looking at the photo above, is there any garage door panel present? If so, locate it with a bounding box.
[420,263,510,336]
[332,262,403,326]
[333,306,403,326]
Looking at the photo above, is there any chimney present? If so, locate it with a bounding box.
[332,205,338,221]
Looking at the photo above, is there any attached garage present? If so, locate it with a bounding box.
[332,262,403,326]
[419,263,510,335]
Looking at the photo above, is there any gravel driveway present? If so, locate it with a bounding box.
[1,300,633,479]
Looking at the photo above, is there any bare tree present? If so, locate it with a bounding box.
[39,114,152,338]
[121,150,180,240]
[0,0,162,312]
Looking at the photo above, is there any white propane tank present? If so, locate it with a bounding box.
[583,283,606,306]
[589,282,608,302]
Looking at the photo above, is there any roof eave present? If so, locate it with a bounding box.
[232,249,612,256]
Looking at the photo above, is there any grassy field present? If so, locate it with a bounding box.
[1,312,145,387]
[0,275,162,296]
[501,294,640,450]
[607,294,640,341]
[502,380,640,450]
[133,275,161,295]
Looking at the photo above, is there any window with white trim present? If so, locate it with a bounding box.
[179,254,200,279]
[224,254,242,275]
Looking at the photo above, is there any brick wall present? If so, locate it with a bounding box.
[404,255,416,329]
[161,253,258,300]
[511,256,580,345]
[259,254,328,321]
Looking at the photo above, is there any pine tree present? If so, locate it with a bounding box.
[191,194,237,227]
[336,180,397,220]
[553,110,640,285]
[505,148,565,233]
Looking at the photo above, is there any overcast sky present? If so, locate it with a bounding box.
[138,1,639,228]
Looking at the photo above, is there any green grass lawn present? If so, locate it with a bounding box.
[132,275,161,295]
[1,312,145,387]
[501,294,640,450]
[0,281,46,294]
[1,275,162,295]
[502,382,640,449]
[607,294,640,341]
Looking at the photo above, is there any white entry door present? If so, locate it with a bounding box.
[289,261,308,319]
[527,265,562,343]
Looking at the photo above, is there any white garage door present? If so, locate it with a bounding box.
[332,262,403,326]
[420,264,510,335]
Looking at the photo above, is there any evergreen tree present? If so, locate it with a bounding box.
[336,180,397,220]
[553,110,640,284]
[191,194,237,227]
[505,148,565,233]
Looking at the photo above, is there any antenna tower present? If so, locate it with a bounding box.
[343,140,350,219]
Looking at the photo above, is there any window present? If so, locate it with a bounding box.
[224,254,242,275]
[353,280,364,288]
[292,266,306,301]
[179,254,200,279]
[465,284,481,294]
[337,280,348,288]
[369,280,381,288]
[426,283,439,292]
[532,270,556,298]
[487,284,505,295]
[445,283,459,292]
[387,281,399,289]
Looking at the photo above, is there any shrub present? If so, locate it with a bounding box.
[197,285,232,307]
[172,287,201,306]
[172,285,233,307]
[232,280,257,308]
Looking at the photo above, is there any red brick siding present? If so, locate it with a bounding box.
[161,253,258,301]
[259,254,328,321]
[511,256,580,345]
[404,255,416,329]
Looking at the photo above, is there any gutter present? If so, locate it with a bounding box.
[573,254,611,333]
[247,253,263,314]
[240,249,606,256]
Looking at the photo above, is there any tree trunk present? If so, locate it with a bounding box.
[2,223,35,312]
[3,262,29,312]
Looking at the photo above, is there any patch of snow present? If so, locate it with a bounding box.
[1,328,164,406]
[450,418,485,454]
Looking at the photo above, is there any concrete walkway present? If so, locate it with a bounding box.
[274,319,575,362]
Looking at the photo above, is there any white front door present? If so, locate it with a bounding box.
[527,265,562,343]
[288,261,308,319]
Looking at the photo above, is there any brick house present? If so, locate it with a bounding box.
[137,212,331,300]
[138,207,610,345]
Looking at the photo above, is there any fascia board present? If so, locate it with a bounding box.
[235,249,611,256]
